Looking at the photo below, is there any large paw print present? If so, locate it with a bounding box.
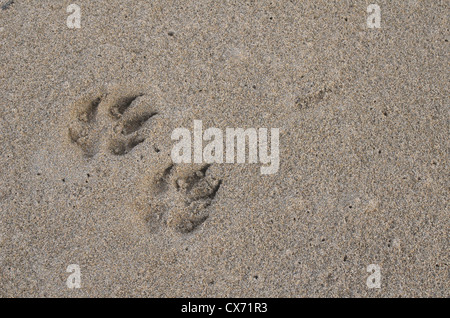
[68,91,158,158]
[145,164,222,234]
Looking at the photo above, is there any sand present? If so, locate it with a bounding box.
[0,0,448,297]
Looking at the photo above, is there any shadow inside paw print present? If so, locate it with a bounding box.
[147,164,222,234]
[68,91,158,158]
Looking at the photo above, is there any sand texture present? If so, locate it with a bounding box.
[0,0,448,297]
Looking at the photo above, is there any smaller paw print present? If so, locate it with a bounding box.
[68,92,158,158]
[146,164,222,234]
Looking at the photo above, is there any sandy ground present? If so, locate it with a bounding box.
[0,0,448,297]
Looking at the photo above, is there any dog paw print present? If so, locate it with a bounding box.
[146,164,222,234]
[68,91,158,158]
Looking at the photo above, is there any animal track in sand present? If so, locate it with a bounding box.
[295,82,341,110]
[68,91,158,158]
[145,164,222,234]
[67,86,222,235]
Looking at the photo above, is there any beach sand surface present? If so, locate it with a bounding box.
[0,0,448,297]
